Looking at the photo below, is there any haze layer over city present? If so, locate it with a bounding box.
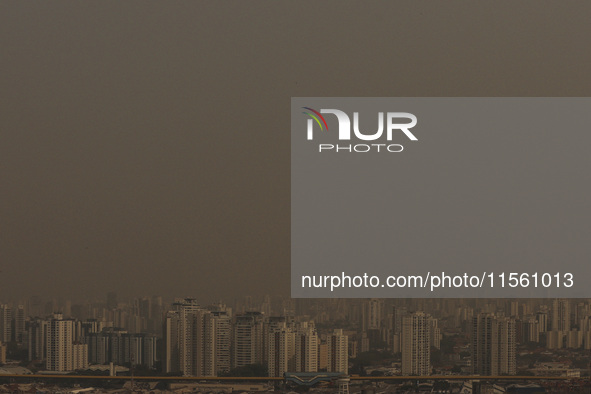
[2,1,591,393]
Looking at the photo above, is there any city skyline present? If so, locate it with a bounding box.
[1,295,590,373]
[0,294,589,392]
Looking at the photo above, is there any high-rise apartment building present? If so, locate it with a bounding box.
[85,328,157,368]
[294,322,318,373]
[27,318,48,362]
[428,316,441,350]
[551,299,570,332]
[163,310,180,373]
[364,299,382,331]
[0,305,12,343]
[267,322,295,377]
[536,312,548,333]
[72,343,89,370]
[46,314,74,372]
[401,312,431,376]
[327,329,348,374]
[14,305,25,343]
[211,311,232,375]
[521,317,540,343]
[233,312,265,368]
[471,314,516,376]
[163,298,228,376]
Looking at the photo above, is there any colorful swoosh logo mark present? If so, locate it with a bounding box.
[302,107,329,131]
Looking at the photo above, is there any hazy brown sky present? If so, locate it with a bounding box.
[1,2,590,301]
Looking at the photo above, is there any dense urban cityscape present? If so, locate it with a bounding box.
[0,295,589,392]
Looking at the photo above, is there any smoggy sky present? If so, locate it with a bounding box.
[1,2,590,302]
